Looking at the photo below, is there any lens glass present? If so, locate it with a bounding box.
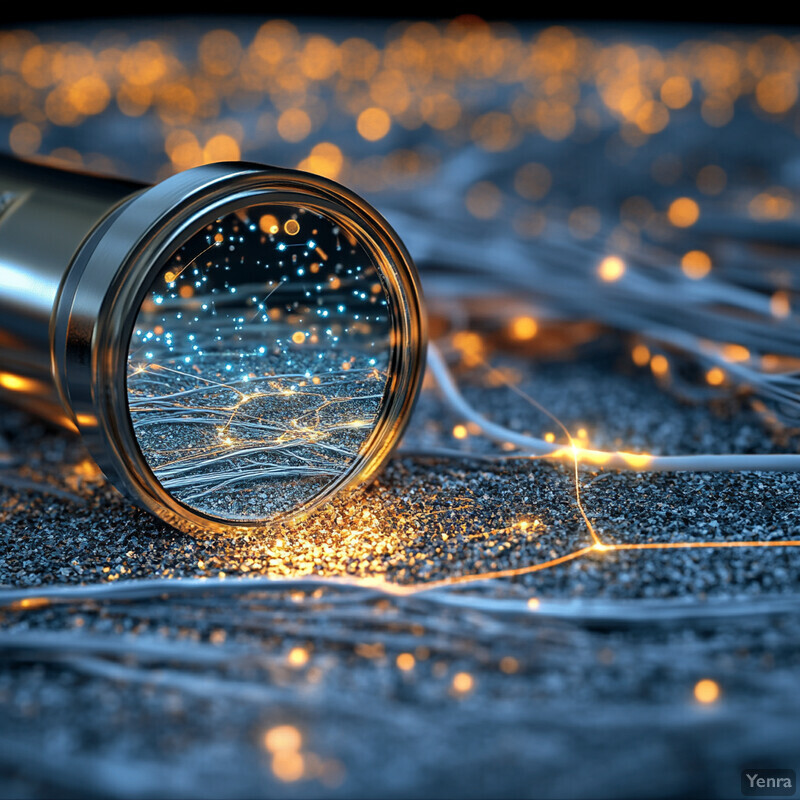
[127,203,393,522]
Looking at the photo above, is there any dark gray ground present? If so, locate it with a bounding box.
[2,345,800,799]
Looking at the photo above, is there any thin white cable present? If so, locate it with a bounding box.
[425,342,800,473]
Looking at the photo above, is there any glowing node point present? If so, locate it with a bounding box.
[259,214,279,235]
[396,653,415,671]
[598,255,625,282]
[287,646,309,667]
[510,315,538,340]
[668,197,700,228]
[452,672,474,694]
[694,679,720,704]
[263,725,302,754]
[681,250,711,280]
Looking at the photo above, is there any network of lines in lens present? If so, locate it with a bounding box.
[127,204,392,521]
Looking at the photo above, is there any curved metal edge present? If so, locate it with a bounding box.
[54,161,427,536]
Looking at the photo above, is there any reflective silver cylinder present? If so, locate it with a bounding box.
[0,156,140,426]
[0,156,426,535]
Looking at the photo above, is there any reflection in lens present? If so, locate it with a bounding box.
[127,204,392,522]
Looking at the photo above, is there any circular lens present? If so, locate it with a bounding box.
[126,202,393,523]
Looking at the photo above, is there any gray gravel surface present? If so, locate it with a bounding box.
[2,344,800,799]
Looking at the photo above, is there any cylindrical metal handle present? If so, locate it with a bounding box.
[0,155,426,535]
[0,156,141,426]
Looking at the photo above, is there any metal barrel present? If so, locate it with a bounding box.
[0,155,141,427]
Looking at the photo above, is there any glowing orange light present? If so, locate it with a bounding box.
[287,646,309,667]
[202,133,240,164]
[668,197,700,227]
[756,72,797,114]
[291,331,306,344]
[272,752,304,782]
[706,367,725,386]
[11,596,50,611]
[632,344,650,366]
[694,679,720,704]
[264,725,302,753]
[8,121,41,156]
[681,250,711,280]
[598,256,625,282]
[453,424,468,440]
[298,142,344,180]
[198,29,242,77]
[499,657,519,674]
[452,672,474,694]
[721,344,750,362]
[635,100,670,134]
[649,355,668,376]
[0,372,37,392]
[618,451,652,468]
[510,316,538,340]
[749,189,793,220]
[471,111,516,151]
[357,107,391,141]
[396,653,415,671]
[284,219,300,236]
[259,214,279,235]
[660,75,692,109]
[771,290,791,318]
[277,108,312,143]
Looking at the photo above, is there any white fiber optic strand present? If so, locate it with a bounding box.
[425,343,800,474]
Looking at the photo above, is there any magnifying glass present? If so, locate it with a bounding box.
[0,156,426,535]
